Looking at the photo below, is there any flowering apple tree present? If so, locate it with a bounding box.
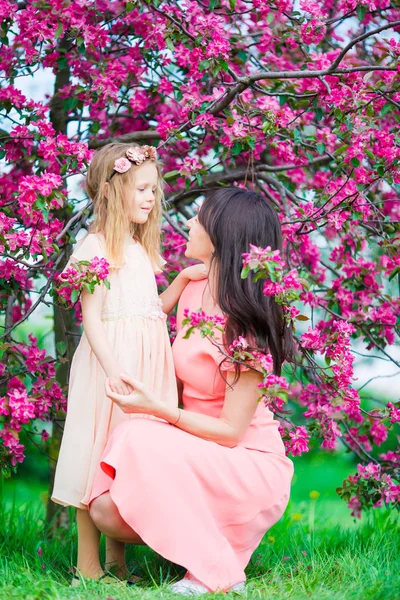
[0,0,399,518]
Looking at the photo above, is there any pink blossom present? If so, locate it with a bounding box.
[357,463,381,479]
[113,157,131,173]
[347,496,362,519]
[301,327,325,350]
[387,402,400,424]
[281,426,310,457]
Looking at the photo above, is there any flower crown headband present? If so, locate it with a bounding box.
[108,145,158,182]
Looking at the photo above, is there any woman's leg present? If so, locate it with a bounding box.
[90,493,144,545]
[76,508,104,579]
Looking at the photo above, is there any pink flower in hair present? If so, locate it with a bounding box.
[114,157,131,173]
[126,146,145,164]
[144,145,157,160]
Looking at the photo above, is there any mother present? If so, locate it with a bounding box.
[89,187,295,594]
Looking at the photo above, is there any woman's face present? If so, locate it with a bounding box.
[185,215,214,262]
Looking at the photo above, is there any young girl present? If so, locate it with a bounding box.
[51,142,204,584]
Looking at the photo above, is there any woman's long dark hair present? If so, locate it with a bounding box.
[198,187,295,376]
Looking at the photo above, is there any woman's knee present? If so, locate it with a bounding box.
[89,493,114,531]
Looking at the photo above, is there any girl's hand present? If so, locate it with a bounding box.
[105,374,159,414]
[181,264,207,282]
[107,373,134,395]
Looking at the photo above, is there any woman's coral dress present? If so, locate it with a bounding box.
[89,280,293,591]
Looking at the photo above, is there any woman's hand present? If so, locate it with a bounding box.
[105,373,159,414]
[180,264,207,282]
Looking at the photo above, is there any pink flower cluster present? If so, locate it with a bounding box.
[242,245,305,324]
[54,257,110,308]
[279,425,310,457]
[0,335,65,470]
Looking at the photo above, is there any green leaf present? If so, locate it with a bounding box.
[377,165,385,177]
[198,59,210,71]
[126,1,136,12]
[334,107,342,119]
[389,266,400,282]
[241,266,250,279]
[366,103,374,117]
[55,22,63,39]
[232,141,242,155]
[196,173,202,186]
[316,143,326,155]
[293,128,301,144]
[315,107,323,121]
[57,57,68,70]
[165,37,174,52]
[56,341,67,356]
[220,60,229,73]
[364,149,375,161]
[63,97,79,111]
[279,95,287,106]
[164,169,180,180]
[381,103,393,116]
[89,121,100,135]
[267,12,274,24]
[356,5,367,21]
[71,289,80,304]
[351,157,360,168]
[295,314,309,321]
[104,279,111,290]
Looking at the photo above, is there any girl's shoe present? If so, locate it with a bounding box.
[125,573,143,586]
[169,572,245,596]
[71,572,125,587]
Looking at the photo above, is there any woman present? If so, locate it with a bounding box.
[89,187,295,594]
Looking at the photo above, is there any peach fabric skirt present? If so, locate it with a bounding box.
[90,418,293,592]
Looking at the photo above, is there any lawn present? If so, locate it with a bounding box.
[1,450,399,600]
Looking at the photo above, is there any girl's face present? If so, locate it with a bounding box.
[185,215,214,262]
[125,162,158,224]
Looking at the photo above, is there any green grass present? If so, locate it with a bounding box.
[1,451,399,599]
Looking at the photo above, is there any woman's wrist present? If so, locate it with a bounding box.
[152,403,181,425]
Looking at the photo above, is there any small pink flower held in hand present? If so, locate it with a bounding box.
[114,157,131,173]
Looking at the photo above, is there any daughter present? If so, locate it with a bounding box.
[51,142,203,584]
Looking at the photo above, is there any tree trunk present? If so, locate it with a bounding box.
[45,35,81,532]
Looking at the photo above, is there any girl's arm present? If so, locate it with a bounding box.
[160,264,207,314]
[107,370,262,447]
[81,286,132,395]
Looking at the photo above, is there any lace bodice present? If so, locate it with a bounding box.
[70,233,166,323]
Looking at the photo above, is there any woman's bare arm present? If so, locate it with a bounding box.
[109,370,262,447]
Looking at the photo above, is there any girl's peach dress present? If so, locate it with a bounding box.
[51,233,177,509]
[89,279,293,592]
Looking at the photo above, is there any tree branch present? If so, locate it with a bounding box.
[329,20,400,71]
[89,130,162,149]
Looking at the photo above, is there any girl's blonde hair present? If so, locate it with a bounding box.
[85,142,164,270]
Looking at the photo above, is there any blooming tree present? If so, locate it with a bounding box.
[0,0,399,520]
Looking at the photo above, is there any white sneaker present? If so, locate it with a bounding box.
[168,573,245,596]
[169,578,209,595]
